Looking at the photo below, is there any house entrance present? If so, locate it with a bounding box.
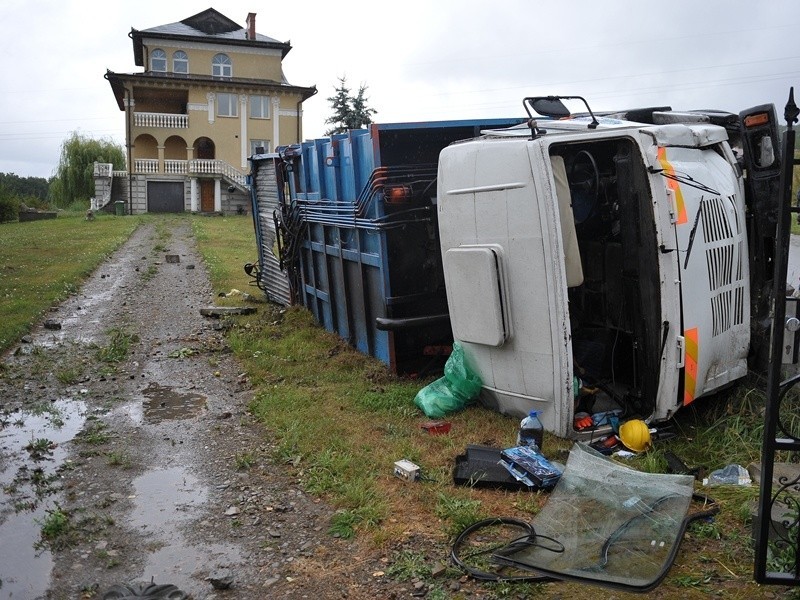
[200,180,215,212]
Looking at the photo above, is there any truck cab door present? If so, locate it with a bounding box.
[737,105,782,371]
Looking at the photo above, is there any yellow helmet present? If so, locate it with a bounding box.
[618,419,651,453]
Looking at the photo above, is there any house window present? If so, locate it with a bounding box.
[212,53,232,78]
[217,93,238,117]
[250,95,270,119]
[173,50,188,74]
[250,140,270,155]
[151,49,167,72]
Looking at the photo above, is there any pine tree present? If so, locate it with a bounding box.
[347,84,377,130]
[325,76,377,135]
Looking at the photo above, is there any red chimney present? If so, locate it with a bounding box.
[246,13,256,40]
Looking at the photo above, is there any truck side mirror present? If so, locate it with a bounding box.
[756,134,776,168]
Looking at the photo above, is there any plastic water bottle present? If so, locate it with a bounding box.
[516,410,544,450]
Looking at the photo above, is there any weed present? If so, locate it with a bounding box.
[141,264,158,281]
[690,519,721,540]
[95,329,137,363]
[435,493,485,537]
[95,549,120,569]
[234,452,255,471]
[56,366,82,384]
[36,506,72,549]
[105,451,132,469]
[168,347,197,359]
[78,422,110,445]
[672,573,713,589]
[25,437,54,460]
[328,509,359,539]
[425,587,449,600]
[386,550,431,581]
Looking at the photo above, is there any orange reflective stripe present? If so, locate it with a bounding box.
[657,147,688,225]
[683,327,698,405]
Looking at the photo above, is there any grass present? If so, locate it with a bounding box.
[95,328,138,364]
[233,451,255,470]
[0,212,140,353]
[77,422,111,445]
[190,215,258,300]
[4,213,798,597]
[36,506,73,550]
[188,216,800,598]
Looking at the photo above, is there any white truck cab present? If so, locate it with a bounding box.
[437,100,761,438]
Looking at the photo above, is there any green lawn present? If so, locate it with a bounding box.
[0,213,140,352]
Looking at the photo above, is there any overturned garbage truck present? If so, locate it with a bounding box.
[249,96,787,438]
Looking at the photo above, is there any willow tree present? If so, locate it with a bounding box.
[48,132,125,208]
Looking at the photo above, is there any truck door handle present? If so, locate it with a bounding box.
[676,335,685,369]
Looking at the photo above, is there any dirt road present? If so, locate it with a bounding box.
[0,221,414,599]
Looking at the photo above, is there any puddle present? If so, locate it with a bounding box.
[140,542,243,596]
[0,398,86,599]
[140,383,207,424]
[130,466,207,531]
[130,467,240,596]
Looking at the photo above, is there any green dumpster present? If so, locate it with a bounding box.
[114,201,124,216]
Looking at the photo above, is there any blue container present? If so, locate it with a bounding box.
[252,118,525,373]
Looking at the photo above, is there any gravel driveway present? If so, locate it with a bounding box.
[0,220,419,599]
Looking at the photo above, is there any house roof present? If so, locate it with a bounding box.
[130,8,292,66]
[104,69,318,111]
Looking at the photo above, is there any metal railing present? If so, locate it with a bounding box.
[134,112,188,128]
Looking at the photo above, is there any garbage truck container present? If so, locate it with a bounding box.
[114,201,124,216]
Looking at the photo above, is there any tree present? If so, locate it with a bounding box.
[325,76,377,135]
[48,132,125,208]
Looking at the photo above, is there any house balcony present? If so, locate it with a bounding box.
[134,112,188,128]
[128,158,248,189]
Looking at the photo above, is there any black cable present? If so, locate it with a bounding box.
[450,517,561,583]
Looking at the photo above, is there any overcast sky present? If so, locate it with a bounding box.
[1,0,798,179]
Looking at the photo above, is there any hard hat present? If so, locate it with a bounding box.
[618,419,651,453]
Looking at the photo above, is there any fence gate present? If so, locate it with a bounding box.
[755,88,800,585]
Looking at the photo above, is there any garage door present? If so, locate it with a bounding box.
[147,181,184,213]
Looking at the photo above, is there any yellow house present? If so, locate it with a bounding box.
[103,8,316,214]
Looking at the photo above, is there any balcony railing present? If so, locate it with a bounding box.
[189,159,247,187]
[134,159,159,174]
[93,162,113,177]
[134,112,188,128]
[164,160,188,175]
[122,158,248,189]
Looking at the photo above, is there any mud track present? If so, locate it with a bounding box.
[0,220,423,599]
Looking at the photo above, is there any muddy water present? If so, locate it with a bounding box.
[0,399,86,598]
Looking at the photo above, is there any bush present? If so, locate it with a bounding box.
[0,193,20,223]
[64,199,90,213]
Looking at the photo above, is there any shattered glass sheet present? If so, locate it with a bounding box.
[493,443,694,592]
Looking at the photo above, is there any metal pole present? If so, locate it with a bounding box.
[755,87,799,583]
